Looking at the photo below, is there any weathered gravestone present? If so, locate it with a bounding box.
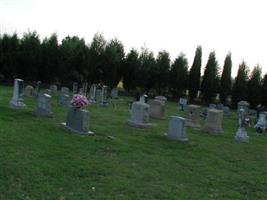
[89,84,97,104]
[58,88,70,107]
[185,104,201,128]
[73,82,78,95]
[223,106,230,116]
[167,116,188,142]
[237,101,250,116]
[24,85,34,97]
[61,107,94,135]
[216,103,224,110]
[209,104,217,109]
[139,94,148,103]
[179,98,187,111]
[34,93,53,117]
[149,99,165,119]
[202,109,224,134]
[155,96,167,105]
[50,85,58,95]
[82,82,88,95]
[254,111,267,133]
[35,81,41,97]
[100,85,108,107]
[235,108,249,143]
[111,88,119,99]
[9,79,26,109]
[127,101,151,128]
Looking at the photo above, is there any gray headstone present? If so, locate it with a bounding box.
[9,78,26,109]
[34,93,53,117]
[100,85,108,107]
[61,107,94,135]
[202,109,224,134]
[35,81,41,97]
[223,106,230,116]
[254,112,267,133]
[111,88,119,99]
[237,101,250,116]
[167,116,188,142]
[155,96,167,105]
[209,104,217,109]
[149,99,165,119]
[185,104,201,128]
[61,87,69,95]
[24,85,34,97]
[58,94,70,107]
[82,82,88,95]
[50,85,58,95]
[216,103,224,110]
[235,109,249,143]
[179,98,187,111]
[89,84,97,104]
[127,101,151,128]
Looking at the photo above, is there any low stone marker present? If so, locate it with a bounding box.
[223,106,230,116]
[58,94,70,107]
[202,109,224,134]
[9,78,26,109]
[50,85,58,95]
[209,104,217,109]
[155,96,167,105]
[127,101,151,128]
[254,111,267,133]
[185,104,201,128]
[61,87,69,95]
[149,99,165,119]
[216,103,224,110]
[167,116,188,142]
[34,93,53,117]
[24,85,34,97]
[111,88,119,99]
[235,108,249,143]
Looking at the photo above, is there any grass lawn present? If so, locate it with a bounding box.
[0,85,266,200]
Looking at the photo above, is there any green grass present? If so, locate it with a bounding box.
[0,86,266,200]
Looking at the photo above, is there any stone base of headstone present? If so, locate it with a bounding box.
[9,99,26,109]
[202,125,223,134]
[34,108,53,118]
[61,107,94,135]
[127,120,152,128]
[234,128,249,143]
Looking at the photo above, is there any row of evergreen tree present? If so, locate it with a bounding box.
[0,32,266,108]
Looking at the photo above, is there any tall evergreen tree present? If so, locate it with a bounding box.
[219,53,232,104]
[201,51,219,103]
[188,46,202,100]
[169,53,188,99]
[247,65,262,108]
[156,50,170,95]
[122,49,140,91]
[231,61,249,107]
[262,74,267,107]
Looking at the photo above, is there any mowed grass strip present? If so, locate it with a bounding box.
[0,86,266,200]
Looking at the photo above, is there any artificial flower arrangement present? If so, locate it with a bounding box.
[70,94,89,109]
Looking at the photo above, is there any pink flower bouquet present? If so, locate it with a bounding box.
[71,94,89,109]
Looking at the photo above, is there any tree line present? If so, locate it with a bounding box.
[0,32,266,108]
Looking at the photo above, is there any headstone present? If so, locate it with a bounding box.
[149,99,165,119]
[237,101,250,116]
[179,98,187,111]
[24,85,34,97]
[235,108,249,143]
[50,85,58,95]
[100,85,108,107]
[82,82,88,95]
[78,88,83,94]
[127,101,151,128]
[155,96,167,105]
[254,111,267,133]
[58,94,70,107]
[139,94,148,103]
[216,103,224,110]
[209,104,217,109]
[89,84,97,104]
[9,79,26,109]
[223,106,230,116]
[202,109,224,134]
[34,93,53,117]
[61,107,94,135]
[61,87,69,95]
[111,88,119,99]
[167,116,188,142]
[73,82,78,95]
[185,104,201,128]
[35,81,41,97]
[249,109,257,117]
[45,89,52,95]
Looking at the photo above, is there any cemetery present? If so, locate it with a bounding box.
[0,84,266,199]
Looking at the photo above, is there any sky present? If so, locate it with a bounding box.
[0,0,266,76]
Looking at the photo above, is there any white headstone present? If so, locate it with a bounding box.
[9,79,26,109]
[167,116,188,142]
[127,101,151,128]
[235,109,249,143]
[34,93,53,117]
